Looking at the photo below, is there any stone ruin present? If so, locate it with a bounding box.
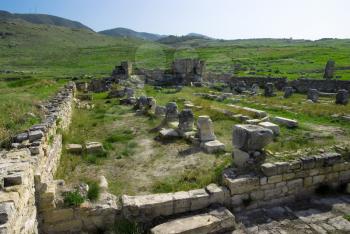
[283,86,294,98]
[197,115,225,153]
[264,82,276,97]
[232,124,273,170]
[307,88,319,103]
[171,58,206,85]
[323,59,336,79]
[112,61,132,79]
[336,89,349,105]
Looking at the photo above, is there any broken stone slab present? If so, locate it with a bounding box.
[223,173,260,195]
[232,124,273,151]
[159,128,180,139]
[85,142,104,154]
[150,207,236,234]
[202,140,225,154]
[272,116,298,128]
[258,122,280,136]
[197,116,216,142]
[28,130,44,142]
[66,144,83,154]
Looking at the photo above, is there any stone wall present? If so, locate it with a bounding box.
[0,82,76,234]
[223,152,350,211]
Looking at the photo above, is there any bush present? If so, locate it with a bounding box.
[64,191,85,207]
[87,181,100,201]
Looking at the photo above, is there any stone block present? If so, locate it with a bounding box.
[250,190,264,200]
[44,208,74,224]
[173,191,191,214]
[189,189,210,211]
[339,171,350,181]
[159,128,179,139]
[28,130,44,142]
[224,174,259,195]
[233,149,250,168]
[273,116,298,128]
[268,175,282,184]
[66,144,83,154]
[232,124,273,151]
[301,157,315,170]
[197,116,216,142]
[205,184,225,204]
[85,142,104,154]
[150,207,235,234]
[258,122,280,136]
[304,177,313,187]
[261,163,277,176]
[202,140,225,153]
[287,179,303,189]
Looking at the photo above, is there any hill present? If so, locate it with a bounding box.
[0,10,92,31]
[99,27,166,41]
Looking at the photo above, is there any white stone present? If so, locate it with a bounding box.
[150,207,236,234]
[202,140,225,153]
[197,116,216,142]
[273,116,298,128]
[258,122,280,136]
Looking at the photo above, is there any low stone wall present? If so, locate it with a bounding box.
[0,82,76,233]
[290,78,350,93]
[223,152,350,211]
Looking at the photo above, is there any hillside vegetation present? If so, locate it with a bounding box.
[1,15,350,144]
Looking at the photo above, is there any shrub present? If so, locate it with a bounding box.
[87,181,100,201]
[64,191,85,207]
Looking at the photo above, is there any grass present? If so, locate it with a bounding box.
[87,181,100,201]
[63,191,85,207]
[113,219,143,234]
[344,214,350,222]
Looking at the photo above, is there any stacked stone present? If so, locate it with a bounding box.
[335,89,349,105]
[223,152,350,210]
[307,89,319,103]
[165,102,179,123]
[197,116,225,153]
[178,109,194,134]
[264,83,276,97]
[232,124,273,170]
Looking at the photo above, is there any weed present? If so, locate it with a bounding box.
[87,181,100,201]
[63,191,85,207]
[113,219,143,234]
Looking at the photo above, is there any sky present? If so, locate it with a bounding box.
[1,0,349,40]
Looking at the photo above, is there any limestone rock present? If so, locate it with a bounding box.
[85,142,104,154]
[273,116,298,128]
[258,122,280,136]
[159,128,179,139]
[99,176,108,192]
[232,124,273,151]
[150,207,235,234]
[165,102,179,122]
[28,130,44,142]
[66,144,83,154]
[197,116,216,142]
[202,140,225,153]
[155,106,166,117]
[178,109,194,133]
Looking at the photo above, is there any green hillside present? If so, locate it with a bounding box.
[99,27,166,41]
[0,10,92,31]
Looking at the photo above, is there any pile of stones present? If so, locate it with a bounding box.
[133,96,156,114]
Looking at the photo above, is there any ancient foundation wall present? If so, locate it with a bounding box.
[0,82,75,234]
[223,152,350,211]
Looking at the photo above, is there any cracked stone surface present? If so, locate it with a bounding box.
[230,195,350,234]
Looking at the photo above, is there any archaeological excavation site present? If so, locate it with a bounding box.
[1,2,350,233]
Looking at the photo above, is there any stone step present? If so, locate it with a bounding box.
[150,207,236,234]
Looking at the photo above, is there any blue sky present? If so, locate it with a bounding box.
[1,0,349,39]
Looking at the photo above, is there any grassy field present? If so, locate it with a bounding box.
[55,85,350,196]
[1,17,350,151]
